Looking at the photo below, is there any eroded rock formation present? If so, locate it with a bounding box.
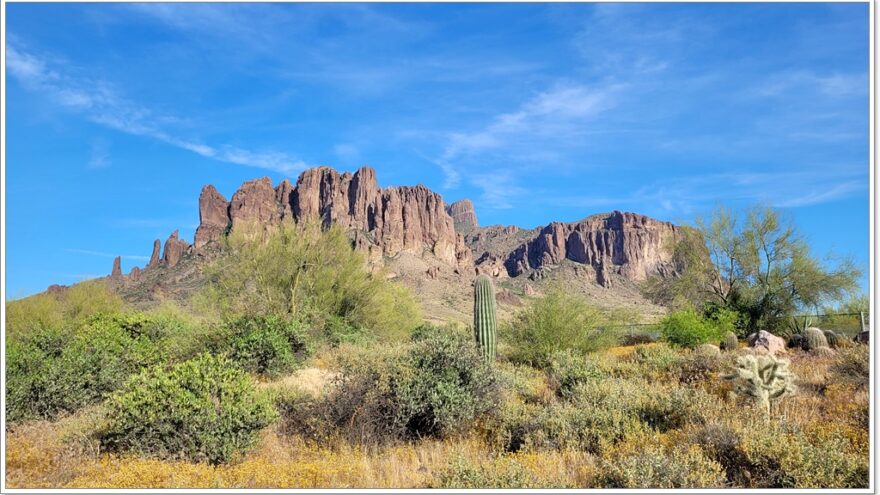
[191,166,473,269]
[111,256,122,277]
[148,240,161,268]
[495,211,679,287]
[194,185,230,249]
[162,230,190,268]
[447,199,478,234]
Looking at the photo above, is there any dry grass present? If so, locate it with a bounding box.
[6,344,870,489]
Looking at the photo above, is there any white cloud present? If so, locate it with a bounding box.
[7,42,309,176]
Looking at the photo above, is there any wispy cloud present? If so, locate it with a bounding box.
[88,138,111,169]
[550,170,868,216]
[7,42,309,175]
[65,248,150,261]
[432,81,624,189]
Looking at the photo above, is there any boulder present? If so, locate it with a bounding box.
[747,330,786,356]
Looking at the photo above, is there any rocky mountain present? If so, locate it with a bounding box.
[106,165,681,321]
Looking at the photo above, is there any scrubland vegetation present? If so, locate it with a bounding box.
[5,214,870,489]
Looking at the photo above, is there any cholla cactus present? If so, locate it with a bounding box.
[724,354,797,416]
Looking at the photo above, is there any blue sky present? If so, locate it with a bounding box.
[5,3,870,299]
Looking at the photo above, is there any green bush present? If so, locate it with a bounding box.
[659,309,726,348]
[547,350,606,399]
[6,314,163,421]
[505,288,619,367]
[222,315,310,376]
[597,444,726,488]
[490,377,722,455]
[632,343,685,377]
[198,220,421,343]
[6,280,123,337]
[325,325,499,442]
[432,455,570,488]
[100,353,277,465]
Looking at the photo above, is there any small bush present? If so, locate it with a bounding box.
[325,326,499,442]
[597,444,726,488]
[831,346,869,389]
[221,315,310,376]
[632,343,685,377]
[100,353,277,464]
[505,288,618,367]
[659,309,725,348]
[433,454,569,488]
[547,350,605,399]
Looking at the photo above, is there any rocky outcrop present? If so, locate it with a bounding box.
[229,177,280,230]
[111,256,121,277]
[194,185,229,249]
[162,230,190,268]
[446,199,478,234]
[129,266,141,282]
[148,239,161,268]
[500,211,679,287]
[192,166,473,270]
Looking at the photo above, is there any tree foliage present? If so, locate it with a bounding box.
[197,220,422,342]
[648,206,860,332]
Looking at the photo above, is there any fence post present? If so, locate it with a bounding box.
[860,312,866,333]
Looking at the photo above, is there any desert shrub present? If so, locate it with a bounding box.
[100,353,277,464]
[495,362,552,405]
[679,348,724,385]
[325,326,499,442]
[547,350,606,399]
[830,346,869,389]
[494,378,722,455]
[198,220,421,343]
[270,385,327,438]
[6,280,123,337]
[220,315,310,376]
[659,309,726,348]
[6,314,162,421]
[505,288,618,366]
[433,454,570,489]
[739,421,868,488]
[631,343,685,378]
[597,444,726,488]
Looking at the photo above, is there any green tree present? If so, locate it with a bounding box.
[666,206,860,332]
[197,220,421,342]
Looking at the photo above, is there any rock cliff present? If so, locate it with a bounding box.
[446,199,478,234]
[110,166,681,295]
[492,211,679,287]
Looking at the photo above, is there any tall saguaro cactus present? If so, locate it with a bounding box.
[473,274,497,362]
